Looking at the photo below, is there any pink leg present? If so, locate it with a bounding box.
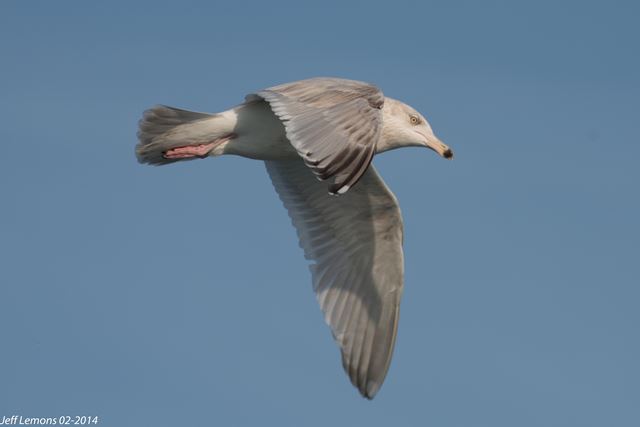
[163,142,219,159]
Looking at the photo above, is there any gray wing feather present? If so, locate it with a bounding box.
[265,159,404,399]
[250,78,384,194]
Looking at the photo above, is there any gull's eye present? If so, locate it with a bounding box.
[409,115,420,125]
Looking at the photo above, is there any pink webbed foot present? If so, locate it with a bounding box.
[163,142,218,159]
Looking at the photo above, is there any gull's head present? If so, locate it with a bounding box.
[378,97,453,159]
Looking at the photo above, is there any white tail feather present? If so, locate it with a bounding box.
[136,105,232,165]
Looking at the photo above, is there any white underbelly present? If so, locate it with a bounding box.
[222,101,299,160]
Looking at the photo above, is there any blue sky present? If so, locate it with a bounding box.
[1,1,638,425]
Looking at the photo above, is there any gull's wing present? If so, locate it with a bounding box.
[265,159,404,399]
[249,77,384,195]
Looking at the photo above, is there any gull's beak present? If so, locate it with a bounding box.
[424,133,454,159]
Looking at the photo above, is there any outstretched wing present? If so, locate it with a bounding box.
[265,159,404,399]
[249,77,384,194]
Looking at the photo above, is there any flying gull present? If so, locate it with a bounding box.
[136,77,453,399]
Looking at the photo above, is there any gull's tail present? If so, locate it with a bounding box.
[135,105,232,165]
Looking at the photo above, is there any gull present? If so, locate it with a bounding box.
[136,77,453,399]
